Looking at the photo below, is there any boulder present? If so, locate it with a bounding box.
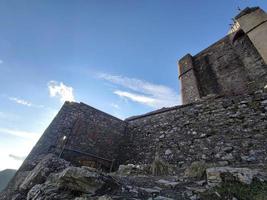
[27,166,120,199]
[97,196,113,200]
[116,164,149,175]
[50,166,106,194]
[156,179,179,188]
[149,196,174,200]
[27,183,76,200]
[206,167,263,187]
[117,164,140,175]
[20,154,70,191]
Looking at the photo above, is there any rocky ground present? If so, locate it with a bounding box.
[1,154,267,200]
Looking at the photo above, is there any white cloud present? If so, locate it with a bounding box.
[99,73,181,108]
[114,90,156,105]
[0,128,39,140]
[8,97,44,108]
[9,154,26,161]
[0,60,3,64]
[8,97,32,107]
[48,81,75,102]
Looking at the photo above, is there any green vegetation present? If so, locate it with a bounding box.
[0,169,16,192]
[185,161,210,179]
[151,153,170,176]
[200,179,267,200]
[249,101,260,111]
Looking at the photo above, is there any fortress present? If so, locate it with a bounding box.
[2,7,267,200]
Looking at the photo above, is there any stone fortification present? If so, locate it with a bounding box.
[23,101,126,172]
[1,6,267,200]
[1,102,126,199]
[179,7,267,105]
[2,89,267,200]
[125,90,267,171]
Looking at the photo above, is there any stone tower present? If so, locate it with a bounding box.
[178,54,200,105]
[178,7,267,105]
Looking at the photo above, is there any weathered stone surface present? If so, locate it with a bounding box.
[125,90,267,174]
[179,7,267,105]
[150,196,174,200]
[116,164,146,176]
[97,196,113,200]
[206,167,264,187]
[156,179,179,188]
[20,154,70,191]
[27,166,120,200]
[50,167,106,193]
[27,184,76,200]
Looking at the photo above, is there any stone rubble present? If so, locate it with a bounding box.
[4,153,267,199]
[206,167,263,187]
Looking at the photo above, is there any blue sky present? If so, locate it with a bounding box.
[0,0,266,170]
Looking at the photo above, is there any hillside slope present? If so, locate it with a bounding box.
[0,169,16,192]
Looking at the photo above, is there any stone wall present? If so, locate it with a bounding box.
[59,103,127,170]
[4,102,126,195]
[3,89,267,197]
[125,90,267,171]
[33,102,127,170]
[193,32,267,98]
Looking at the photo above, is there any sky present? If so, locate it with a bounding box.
[0,0,266,170]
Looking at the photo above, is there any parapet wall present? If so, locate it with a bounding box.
[59,103,127,170]
[125,90,267,171]
[22,102,126,171]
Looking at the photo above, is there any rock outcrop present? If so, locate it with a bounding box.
[20,154,70,191]
[2,154,267,200]
[27,166,120,200]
